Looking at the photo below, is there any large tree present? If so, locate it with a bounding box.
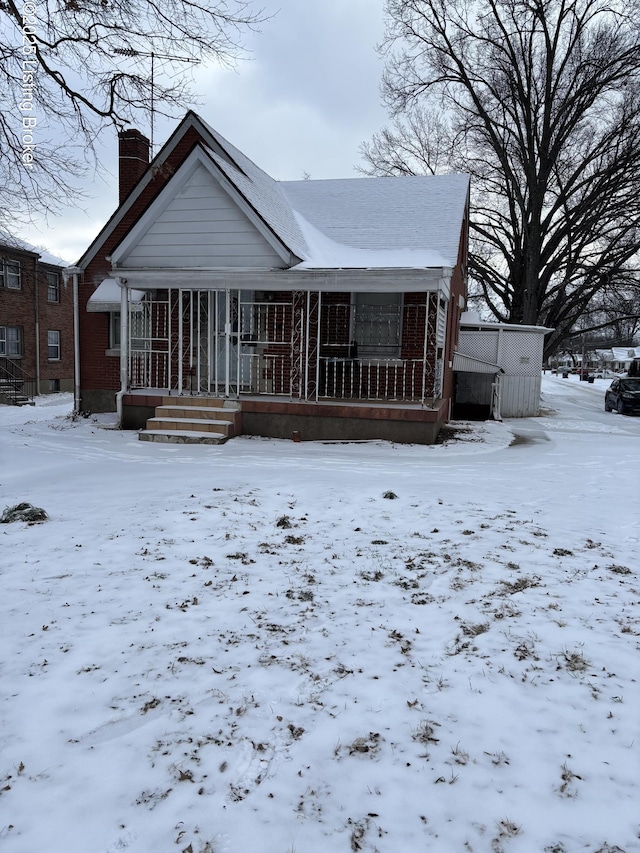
[362,0,640,355]
[0,0,264,228]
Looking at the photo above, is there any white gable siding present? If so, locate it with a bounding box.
[121,165,287,269]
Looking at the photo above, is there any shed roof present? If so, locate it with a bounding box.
[460,311,553,335]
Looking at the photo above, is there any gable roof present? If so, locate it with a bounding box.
[78,111,469,273]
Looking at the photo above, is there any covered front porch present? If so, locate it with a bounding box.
[104,281,450,443]
[115,285,447,406]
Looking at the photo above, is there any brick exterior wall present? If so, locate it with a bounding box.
[0,242,74,394]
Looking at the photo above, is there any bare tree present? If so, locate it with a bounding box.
[363,0,640,356]
[0,0,265,227]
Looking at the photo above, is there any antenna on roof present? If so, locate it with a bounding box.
[113,47,199,156]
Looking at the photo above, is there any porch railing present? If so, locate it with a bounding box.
[0,357,36,404]
[318,357,427,401]
[123,290,443,404]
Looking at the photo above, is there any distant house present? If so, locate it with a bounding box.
[603,347,640,373]
[70,112,473,443]
[0,232,72,404]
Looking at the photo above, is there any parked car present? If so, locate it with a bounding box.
[604,377,640,414]
[577,368,595,382]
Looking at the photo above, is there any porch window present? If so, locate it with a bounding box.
[0,326,23,357]
[353,292,402,358]
[0,259,21,290]
[110,311,150,350]
[47,330,60,360]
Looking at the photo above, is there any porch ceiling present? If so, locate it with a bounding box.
[109,266,453,295]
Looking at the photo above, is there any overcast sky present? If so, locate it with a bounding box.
[21,0,390,265]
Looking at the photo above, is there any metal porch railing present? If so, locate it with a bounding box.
[123,290,445,404]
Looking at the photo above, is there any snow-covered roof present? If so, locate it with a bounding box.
[86,278,145,312]
[611,346,640,362]
[79,111,470,274]
[282,175,468,268]
[196,115,469,269]
[460,311,554,334]
[0,229,69,267]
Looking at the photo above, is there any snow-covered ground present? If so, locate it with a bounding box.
[1,376,638,853]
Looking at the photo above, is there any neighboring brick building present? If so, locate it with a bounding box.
[0,232,72,402]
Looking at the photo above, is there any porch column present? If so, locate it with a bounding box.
[225,289,231,397]
[119,280,129,394]
[315,291,322,402]
[421,293,430,406]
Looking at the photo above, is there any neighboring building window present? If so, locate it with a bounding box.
[0,259,21,290]
[0,326,23,357]
[47,271,60,302]
[49,379,60,392]
[48,330,61,360]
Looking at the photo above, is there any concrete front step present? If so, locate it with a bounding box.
[138,396,241,443]
[154,405,236,422]
[159,396,237,409]
[145,416,232,435]
[139,429,228,445]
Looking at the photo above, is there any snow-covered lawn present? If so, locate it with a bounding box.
[1,378,638,853]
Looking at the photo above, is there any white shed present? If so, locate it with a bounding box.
[454,313,553,419]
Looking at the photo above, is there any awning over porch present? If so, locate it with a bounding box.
[87,278,145,312]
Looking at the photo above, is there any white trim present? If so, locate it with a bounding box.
[108,266,451,294]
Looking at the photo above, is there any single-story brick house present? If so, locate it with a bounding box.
[69,111,472,443]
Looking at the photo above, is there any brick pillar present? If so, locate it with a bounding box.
[118,128,150,203]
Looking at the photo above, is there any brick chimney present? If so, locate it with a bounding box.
[118,128,150,204]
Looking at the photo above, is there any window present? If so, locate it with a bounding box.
[47,330,60,360]
[110,312,121,349]
[0,326,23,357]
[110,311,149,350]
[46,271,60,302]
[353,292,402,358]
[0,259,21,289]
